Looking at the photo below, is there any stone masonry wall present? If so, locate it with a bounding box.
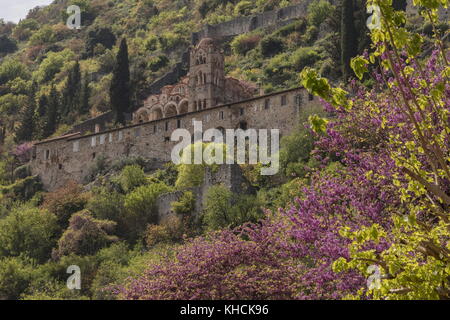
[31,87,319,191]
[191,2,314,44]
[156,164,250,222]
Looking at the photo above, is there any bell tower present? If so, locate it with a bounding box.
[188,38,225,113]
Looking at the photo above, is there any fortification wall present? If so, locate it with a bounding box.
[156,164,250,222]
[191,2,313,43]
[30,87,318,191]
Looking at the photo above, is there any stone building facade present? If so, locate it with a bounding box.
[133,38,257,124]
[30,39,319,191]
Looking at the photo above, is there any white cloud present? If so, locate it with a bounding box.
[0,0,53,23]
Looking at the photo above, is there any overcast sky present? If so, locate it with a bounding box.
[0,0,53,23]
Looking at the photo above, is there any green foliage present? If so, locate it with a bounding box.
[15,86,36,143]
[118,165,147,193]
[307,0,333,27]
[234,1,253,16]
[111,156,147,172]
[0,35,17,56]
[110,38,131,124]
[304,0,450,300]
[0,176,42,202]
[259,35,284,57]
[28,25,55,46]
[0,256,35,300]
[171,191,196,215]
[33,49,75,83]
[152,162,178,187]
[176,163,205,189]
[231,33,261,56]
[124,182,172,240]
[279,107,323,177]
[148,55,169,72]
[61,61,82,119]
[88,187,125,222]
[0,58,29,85]
[175,142,225,189]
[158,32,186,51]
[85,26,116,58]
[12,19,39,41]
[85,154,108,182]
[203,185,262,230]
[291,47,321,71]
[0,205,59,263]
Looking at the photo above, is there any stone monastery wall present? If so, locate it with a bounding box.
[31,87,318,190]
[191,2,314,44]
[29,2,324,191]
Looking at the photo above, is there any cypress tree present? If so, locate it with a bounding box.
[43,86,60,138]
[34,94,48,140]
[81,71,91,114]
[62,61,81,119]
[15,82,37,142]
[110,38,131,125]
[341,0,358,80]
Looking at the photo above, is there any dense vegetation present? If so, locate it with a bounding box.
[0,0,449,300]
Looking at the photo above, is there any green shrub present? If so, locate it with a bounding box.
[111,156,147,172]
[203,185,262,230]
[171,191,196,215]
[0,35,17,56]
[124,182,172,240]
[307,0,334,27]
[231,33,261,55]
[175,142,225,189]
[0,176,42,202]
[0,58,30,85]
[260,35,284,57]
[148,55,169,72]
[319,58,340,79]
[0,256,35,300]
[144,34,159,51]
[118,165,147,193]
[234,1,253,16]
[274,19,307,37]
[291,47,321,71]
[0,205,59,263]
[279,105,324,176]
[158,32,185,51]
[87,187,127,236]
[301,25,319,44]
[28,25,55,46]
[152,162,178,187]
